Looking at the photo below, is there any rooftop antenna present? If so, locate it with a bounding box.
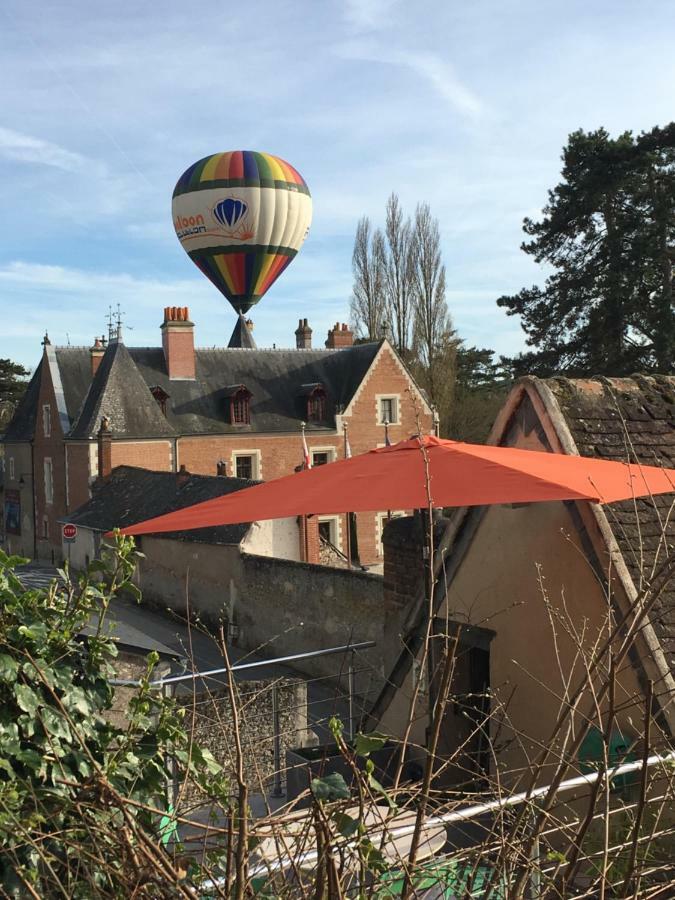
[105,305,115,343]
[113,303,125,343]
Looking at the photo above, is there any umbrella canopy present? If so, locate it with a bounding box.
[117,436,675,538]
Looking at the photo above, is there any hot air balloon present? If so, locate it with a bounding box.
[172,151,312,323]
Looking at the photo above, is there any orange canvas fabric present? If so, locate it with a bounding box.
[117,435,675,537]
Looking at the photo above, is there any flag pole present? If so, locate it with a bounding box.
[301,422,310,562]
[384,419,392,522]
[343,422,352,570]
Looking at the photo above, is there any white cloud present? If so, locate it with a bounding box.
[342,0,399,30]
[335,40,486,119]
[0,126,99,173]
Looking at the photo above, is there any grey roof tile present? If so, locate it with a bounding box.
[63,465,256,544]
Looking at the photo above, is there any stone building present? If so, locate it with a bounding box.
[2,308,432,565]
[370,375,675,784]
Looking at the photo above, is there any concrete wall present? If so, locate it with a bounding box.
[62,527,98,571]
[241,516,301,561]
[135,535,392,696]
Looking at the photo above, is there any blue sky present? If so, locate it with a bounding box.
[2,0,675,370]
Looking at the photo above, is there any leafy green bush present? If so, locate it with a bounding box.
[0,535,229,898]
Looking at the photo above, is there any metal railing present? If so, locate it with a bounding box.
[110,640,376,688]
[245,749,675,879]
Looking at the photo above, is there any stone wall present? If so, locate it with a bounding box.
[109,651,308,797]
[135,536,397,699]
[175,678,308,796]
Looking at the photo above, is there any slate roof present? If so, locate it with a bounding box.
[228,313,257,349]
[3,336,383,440]
[54,348,92,422]
[125,341,381,437]
[69,341,176,440]
[544,375,675,671]
[63,465,257,545]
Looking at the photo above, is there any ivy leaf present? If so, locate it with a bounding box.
[0,653,18,683]
[311,772,350,802]
[15,684,40,716]
[353,732,387,757]
[41,708,70,741]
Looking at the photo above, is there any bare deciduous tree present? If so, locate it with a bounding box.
[411,203,457,419]
[350,217,386,340]
[383,193,416,358]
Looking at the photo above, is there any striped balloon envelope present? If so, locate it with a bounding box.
[172,151,312,315]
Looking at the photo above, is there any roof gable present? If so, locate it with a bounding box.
[541,375,675,671]
[69,342,176,440]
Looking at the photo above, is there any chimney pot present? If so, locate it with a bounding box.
[325,321,354,349]
[216,459,228,477]
[161,307,195,379]
[295,316,313,349]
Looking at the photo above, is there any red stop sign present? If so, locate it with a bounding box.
[62,523,77,540]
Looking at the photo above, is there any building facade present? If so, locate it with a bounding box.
[3,309,433,565]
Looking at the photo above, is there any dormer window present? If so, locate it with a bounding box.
[150,385,170,416]
[301,383,328,423]
[225,385,252,425]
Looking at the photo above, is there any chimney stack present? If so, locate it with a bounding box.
[295,318,312,349]
[176,463,190,487]
[325,322,354,349]
[216,459,228,477]
[89,336,106,377]
[161,306,195,380]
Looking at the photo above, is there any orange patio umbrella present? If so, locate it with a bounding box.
[117,436,675,538]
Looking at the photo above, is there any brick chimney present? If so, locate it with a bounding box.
[89,336,106,377]
[325,322,354,349]
[161,306,195,380]
[97,416,112,481]
[295,318,312,349]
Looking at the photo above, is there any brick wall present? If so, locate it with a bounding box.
[29,341,432,566]
[66,443,91,513]
[382,515,426,607]
[110,440,173,471]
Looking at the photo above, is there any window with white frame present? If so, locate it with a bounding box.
[312,447,336,467]
[318,515,341,550]
[377,395,399,425]
[232,451,260,481]
[9,457,15,481]
[42,404,52,437]
[44,457,54,504]
[376,510,404,556]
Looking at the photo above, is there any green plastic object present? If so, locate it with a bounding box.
[578,727,636,793]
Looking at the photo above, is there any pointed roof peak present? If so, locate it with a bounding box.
[228,313,257,349]
[69,339,175,440]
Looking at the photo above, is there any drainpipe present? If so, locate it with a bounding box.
[30,442,37,560]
